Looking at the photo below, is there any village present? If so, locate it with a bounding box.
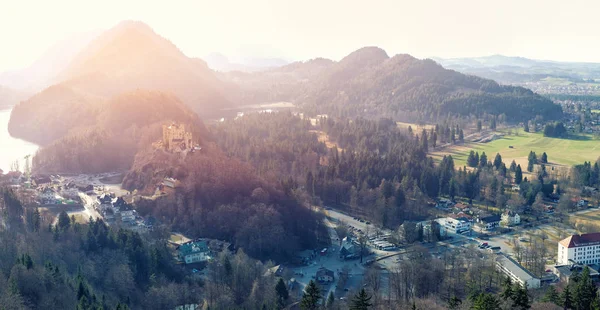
[3,120,600,303]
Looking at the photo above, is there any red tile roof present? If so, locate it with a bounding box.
[455,203,469,210]
[559,233,600,248]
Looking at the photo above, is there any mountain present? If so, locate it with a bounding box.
[435,55,600,87]
[216,57,334,105]
[9,20,234,146]
[229,47,562,122]
[8,84,104,144]
[31,89,206,173]
[204,52,289,72]
[434,54,542,68]
[55,21,231,116]
[0,30,101,92]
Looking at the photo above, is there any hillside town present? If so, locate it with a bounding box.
[3,119,600,305]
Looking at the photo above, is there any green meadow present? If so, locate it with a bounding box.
[431,129,600,168]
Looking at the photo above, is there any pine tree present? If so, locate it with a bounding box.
[515,165,523,184]
[275,278,289,308]
[562,285,573,310]
[479,152,488,168]
[477,120,482,132]
[350,289,372,310]
[542,285,560,305]
[33,207,41,231]
[421,129,428,152]
[527,160,534,173]
[528,151,538,164]
[500,277,513,300]
[467,151,478,168]
[541,152,548,164]
[326,291,335,309]
[524,122,530,132]
[511,284,530,310]
[575,266,598,310]
[300,280,322,310]
[472,293,501,310]
[493,153,503,170]
[58,210,71,231]
[510,160,517,172]
[459,129,464,143]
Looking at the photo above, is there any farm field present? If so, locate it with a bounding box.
[431,129,600,169]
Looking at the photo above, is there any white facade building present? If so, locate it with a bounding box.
[501,211,521,227]
[439,217,471,234]
[558,233,600,265]
[496,254,541,289]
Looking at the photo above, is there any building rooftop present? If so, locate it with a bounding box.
[559,233,600,248]
[555,264,600,278]
[496,254,537,281]
[480,215,501,223]
[178,240,209,256]
[455,203,469,210]
[316,267,334,277]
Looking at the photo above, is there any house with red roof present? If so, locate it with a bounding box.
[558,233,600,265]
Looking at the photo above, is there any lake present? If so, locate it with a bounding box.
[0,108,39,173]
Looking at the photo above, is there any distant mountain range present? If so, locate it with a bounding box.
[227,47,562,122]
[7,21,564,151]
[1,20,569,174]
[204,52,289,72]
[433,54,600,85]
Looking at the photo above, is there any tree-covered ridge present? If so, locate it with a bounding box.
[301,50,562,122]
[211,113,466,228]
[30,90,206,173]
[122,144,321,261]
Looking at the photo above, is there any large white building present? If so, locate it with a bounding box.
[558,233,600,265]
[496,254,541,289]
[438,217,472,234]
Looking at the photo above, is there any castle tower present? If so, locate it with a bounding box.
[162,123,193,152]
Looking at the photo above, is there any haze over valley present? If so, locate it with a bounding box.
[3,2,600,309]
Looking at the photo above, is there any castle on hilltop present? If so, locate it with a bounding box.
[162,123,193,152]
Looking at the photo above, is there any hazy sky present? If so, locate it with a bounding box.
[1,0,600,71]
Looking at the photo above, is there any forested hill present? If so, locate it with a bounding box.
[302,47,562,122]
[122,144,321,260]
[28,90,206,173]
[229,47,562,122]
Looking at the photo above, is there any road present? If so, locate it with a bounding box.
[78,192,102,220]
[324,208,390,237]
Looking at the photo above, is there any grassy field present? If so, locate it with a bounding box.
[396,121,435,132]
[569,209,600,230]
[431,128,600,169]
